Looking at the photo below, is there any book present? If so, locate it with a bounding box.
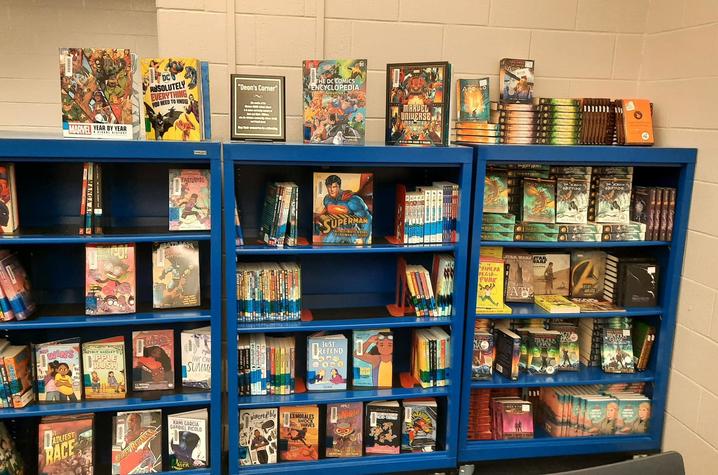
[59,48,134,139]
[621,99,654,145]
[306,333,347,391]
[153,241,201,309]
[411,328,450,388]
[549,324,580,371]
[365,401,401,455]
[142,57,204,141]
[602,328,635,373]
[386,61,451,146]
[522,178,555,223]
[532,253,570,296]
[239,408,278,465]
[534,295,580,314]
[132,329,175,391]
[85,244,136,315]
[504,251,534,303]
[0,421,24,473]
[112,410,162,474]
[632,321,656,371]
[38,414,94,474]
[1,344,34,408]
[527,330,561,375]
[0,164,18,233]
[483,172,509,214]
[472,330,494,380]
[499,58,535,104]
[82,336,126,399]
[259,182,299,247]
[169,169,211,231]
[494,327,521,380]
[621,262,659,307]
[0,252,35,320]
[181,327,212,390]
[236,263,301,322]
[35,338,82,402]
[302,59,367,144]
[595,178,632,223]
[353,330,393,388]
[167,408,208,470]
[312,172,373,245]
[569,298,624,313]
[457,78,490,122]
[401,399,438,453]
[556,177,589,224]
[496,399,534,439]
[570,250,606,299]
[476,257,509,313]
[278,405,319,461]
[325,402,363,458]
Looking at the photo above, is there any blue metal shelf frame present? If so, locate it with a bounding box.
[0,138,223,475]
[223,143,473,474]
[458,144,696,463]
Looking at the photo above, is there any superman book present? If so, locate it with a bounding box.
[85,244,136,315]
[35,338,82,402]
[169,169,211,231]
[167,408,208,470]
[312,172,373,245]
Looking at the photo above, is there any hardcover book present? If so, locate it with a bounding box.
[527,330,561,375]
[522,178,556,223]
[596,178,632,223]
[457,78,490,122]
[602,328,635,373]
[0,421,23,473]
[153,241,201,309]
[169,169,211,231]
[0,252,35,320]
[181,327,211,389]
[306,333,347,391]
[35,338,82,402]
[240,408,278,465]
[279,405,319,461]
[494,327,521,380]
[353,329,393,388]
[532,253,570,296]
[402,399,438,453]
[85,244,136,315]
[499,58,535,104]
[622,263,659,307]
[483,172,509,214]
[472,331,494,380]
[0,164,19,233]
[82,336,126,399]
[556,178,589,224]
[38,414,94,474]
[132,329,175,391]
[325,402,363,458]
[312,172,373,245]
[167,408,208,470]
[504,251,534,303]
[570,251,606,299]
[365,401,401,455]
[112,410,162,475]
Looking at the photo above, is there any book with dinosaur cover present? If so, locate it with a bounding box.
[312,172,373,245]
[167,408,208,470]
[153,241,201,309]
[278,405,319,461]
[169,169,211,231]
[239,408,278,465]
[457,78,490,122]
[82,336,126,399]
[325,402,363,458]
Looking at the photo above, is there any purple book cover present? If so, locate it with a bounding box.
[500,400,534,439]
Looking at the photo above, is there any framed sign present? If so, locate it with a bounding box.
[230,74,286,141]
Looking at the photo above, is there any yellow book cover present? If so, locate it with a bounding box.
[476,257,506,312]
[480,246,504,259]
[534,295,580,314]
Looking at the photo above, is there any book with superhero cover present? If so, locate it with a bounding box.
[365,401,401,455]
[0,421,24,474]
[504,251,534,303]
[34,338,82,402]
[85,244,136,315]
[527,330,561,375]
[532,253,570,296]
[499,58,534,104]
[181,327,211,390]
[132,329,175,391]
[111,410,162,475]
[0,252,35,320]
[386,61,451,146]
[402,399,438,453]
[457,78,490,122]
[352,329,393,388]
[0,164,18,233]
[142,58,204,141]
[312,172,373,245]
[152,241,201,309]
[496,399,534,439]
[278,405,319,461]
[302,59,367,144]
[472,330,494,380]
[239,408,278,466]
[596,178,632,223]
[59,48,134,139]
[82,336,126,400]
[483,172,509,213]
[169,169,211,231]
[306,333,347,391]
[602,328,635,374]
[522,178,556,223]
[556,178,589,224]
[325,402,363,458]
[167,408,208,470]
[38,414,94,475]
[570,250,606,299]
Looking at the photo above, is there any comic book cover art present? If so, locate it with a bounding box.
[402,399,437,453]
[169,169,211,231]
[112,410,162,475]
[38,414,94,475]
[0,164,19,233]
[168,409,208,470]
[527,331,561,375]
[35,338,82,402]
[278,405,319,461]
[499,58,535,104]
[352,330,393,388]
[181,327,211,390]
[552,326,579,371]
[476,257,506,313]
[59,48,134,139]
[132,329,175,391]
[312,172,373,245]
[85,244,136,315]
[365,401,401,455]
[306,333,347,391]
[602,328,635,374]
[556,178,589,224]
[483,172,509,214]
[570,251,606,299]
[82,336,127,399]
[0,421,24,474]
[142,58,203,141]
[325,402,363,458]
[240,408,278,465]
[386,62,451,146]
[522,178,556,223]
[532,253,570,296]
[457,78,490,122]
[596,178,632,223]
[153,241,201,309]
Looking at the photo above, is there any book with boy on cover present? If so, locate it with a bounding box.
[306,333,347,391]
[457,78,490,122]
[82,336,126,399]
[153,241,201,309]
[556,178,589,224]
[85,243,136,315]
[112,410,162,475]
[169,169,211,231]
[602,328,635,373]
[302,59,367,144]
[181,327,211,390]
[365,400,401,455]
[132,330,174,391]
[312,172,373,245]
[0,421,24,474]
[499,58,534,104]
[325,402,363,458]
[402,399,438,453]
[522,178,556,223]
[38,414,94,474]
[353,330,393,388]
[278,405,319,461]
[240,408,278,465]
[532,253,570,296]
[0,164,19,233]
[168,408,208,470]
[35,338,82,402]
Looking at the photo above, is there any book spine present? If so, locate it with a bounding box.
[200,61,212,140]
[0,359,11,407]
[658,188,669,241]
[667,188,676,241]
[79,162,88,235]
[646,187,657,240]
[0,261,24,320]
[395,185,407,244]
[85,161,94,235]
[93,163,103,234]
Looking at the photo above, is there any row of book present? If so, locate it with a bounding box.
[240,399,438,464]
[405,255,455,317]
[0,251,35,321]
[579,318,655,372]
[394,182,460,244]
[236,262,302,322]
[260,182,299,247]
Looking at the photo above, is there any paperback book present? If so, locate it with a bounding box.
[504,251,534,303]
[402,399,438,453]
[85,244,136,315]
[0,164,19,234]
[532,253,570,296]
[522,178,556,223]
[38,414,94,474]
[570,251,606,299]
[312,172,373,245]
[153,241,201,309]
[239,408,278,465]
[82,336,127,399]
[306,333,347,391]
[169,169,211,231]
[279,405,319,461]
[483,172,509,214]
[499,58,534,104]
[325,402,363,458]
[602,328,635,373]
[556,178,589,223]
[0,421,23,473]
[168,408,208,470]
[132,329,175,391]
[112,410,162,475]
[472,331,494,380]
[0,344,34,408]
[353,329,393,388]
[527,331,561,375]
[35,338,82,402]
[595,178,632,223]
[0,252,35,320]
[457,78,490,122]
[181,327,211,389]
[365,401,401,455]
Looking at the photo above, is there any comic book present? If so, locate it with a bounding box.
[522,178,556,223]
[278,405,319,461]
[312,172,373,245]
[167,408,208,470]
[132,329,175,391]
[111,410,162,475]
[306,333,347,391]
[0,164,19,233]
[325,402,363,458]
[570,251,606,299]
[169,169,211,231]
[352,329,393,388]
[386,62,451,146]
[365,401,401,455]
[457,78,490,122]
[38,414,94,474]
[499,58,535,104]
[59,48,134,139]
[85,244,136,315]
[532,253,570,296]
[504,251,534,303]
[483,172,509,214]
[142,58,204,141]
[0,421,24,474]
[302,59,367,144]
[602,328,635,374]
[34,338,82,402]
[181,327,211,390]
[82,336,127,399]
[401,399,438,453]
[153,241,201,309]
[239,408,278,465]
[556,178,589,224]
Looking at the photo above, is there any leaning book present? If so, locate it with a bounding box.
[239,408,278,465]
[85,244,136,315]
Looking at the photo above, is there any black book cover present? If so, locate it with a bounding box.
[493,327,521,380]
[621,262,659,307]
[365,401,401,454]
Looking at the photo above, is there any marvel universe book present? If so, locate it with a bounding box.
[35,338,82,402]
[402,399,438,453]
[365,401,401,455]
[132,329,175,391]
[153,241,201,309]
[532,253,570,296]
[168,408,208,470]
[85,244,136,315]
[279,405,319,461]
[112,410,162,475]
[82,336,126,399]
[570,250,606,299]
[38,414,94,474]
[306,333,347,391]
[325,402,363,458]
[181,327,211,389]
[457,78,490,122]
[312,172,373,245]
[239,408,278,465]
[169,169,211,231]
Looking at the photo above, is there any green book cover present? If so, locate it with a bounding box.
[522,178,556,223]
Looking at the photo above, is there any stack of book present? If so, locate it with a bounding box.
[491,395,534,439]
[236,262,301,322]
[0,251,35,321]
[453,122,499,144]
[614,99,654,145]
[631,186,676,241]
[605,254,659,307]
[535,98,581,145]
[411,327,451,388]
[394,182,460,244]
[432,254,455,317]
[237,334,296,396]
[588,166,634,225]
[481,213,516,241]
[259,182,299,247]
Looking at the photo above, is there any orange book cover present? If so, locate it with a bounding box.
[279,405,319,461]
[621,99,654,145]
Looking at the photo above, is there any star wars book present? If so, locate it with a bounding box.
[278,405,319,461]
[82,336,127,399]
[132,329,175,391]
[306,333,347,391]
[365,401,401,455]
[34,338,82,402]
[85,244,136,315]
[527,330,561,375]
[602,328,635,373]
[522,178,556,223]
[595,178,632,223]
[38,414,94,474]
[0,421,24,474]
[616,396,651,434]
[153,241,201,309]
[484,172,509,214]
[59,48,134,139]
[312,172,373,245]
[556,178,589,224]
[302,59,367,144]
[169,169,211,231]
[532,253,570,296]
[402,399,438,453]
[621,262,659,307]
[181,327,211,389]
[386,61,451,146]
[325,402,363,458]
[352,329,393,388]
[0,164,19,234]
[570,251,606,299]
[111,410,162,475]
[499,58,535,104]
[240,408,278,465]
[504,251,534,303]
[142,58,204,141]
[167,408,208,470]
[457,78,490,122]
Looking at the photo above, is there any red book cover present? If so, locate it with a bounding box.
[326,402,363,458]
[38,414,94,474]
[132,330,175,391]
[279,405,319,461]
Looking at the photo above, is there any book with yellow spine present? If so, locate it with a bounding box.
[534,294,580,314]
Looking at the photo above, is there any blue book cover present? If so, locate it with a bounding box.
[306,333,347,390]
[201,61,212,140]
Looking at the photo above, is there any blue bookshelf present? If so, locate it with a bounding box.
[224,143,473,474]
[458,145,696,463]
[0,138,222,474]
